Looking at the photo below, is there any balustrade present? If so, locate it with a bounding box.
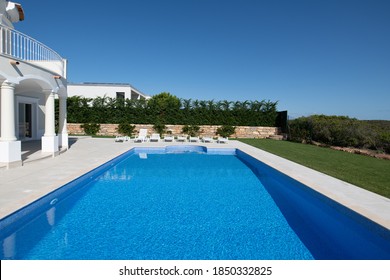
[0,24,65,76]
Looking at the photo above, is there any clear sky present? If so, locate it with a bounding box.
[15,0,390,120]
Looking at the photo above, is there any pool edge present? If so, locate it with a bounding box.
[1,139,389,230]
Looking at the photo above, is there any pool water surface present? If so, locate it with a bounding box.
[0,148,389,259]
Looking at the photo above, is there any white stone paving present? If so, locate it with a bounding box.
[0,137,389,230]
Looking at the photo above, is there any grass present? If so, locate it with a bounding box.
[239,139,390,198]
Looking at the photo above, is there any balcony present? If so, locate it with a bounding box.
[0,24,66,77]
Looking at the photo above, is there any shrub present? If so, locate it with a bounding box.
[288,115,390,153]
[288,116,313,143]
[153,122,167,136]
[216,125,236,138]
[117,123,136,136]
[81,123,100,135]
[378,132,390,154]
[182,125,200,137]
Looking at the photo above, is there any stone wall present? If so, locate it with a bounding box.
[67,123,281,139]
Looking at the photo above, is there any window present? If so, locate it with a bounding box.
[116,92,125,99]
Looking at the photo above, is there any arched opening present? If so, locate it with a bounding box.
[15,78,52,142]
[13,78,62,162]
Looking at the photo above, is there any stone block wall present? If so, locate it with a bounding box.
[67,123,281,139]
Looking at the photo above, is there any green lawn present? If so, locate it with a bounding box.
[239,139,390,198]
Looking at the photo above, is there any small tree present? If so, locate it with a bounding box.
[216,125,235,138]
[153,122,167,136]
[81,123,100,136]
[148,92,181,124]
[117,123,136,136]
[182,125,200,137]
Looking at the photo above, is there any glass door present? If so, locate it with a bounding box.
[18,103,33,140]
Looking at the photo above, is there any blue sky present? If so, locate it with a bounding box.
[16,0,390,120]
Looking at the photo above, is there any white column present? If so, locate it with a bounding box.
[44,90,56,137]
[58,95,68,149]
[0,81,22,167]
[41,90,59,155]
[0,81,17,141]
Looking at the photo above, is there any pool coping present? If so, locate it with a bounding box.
[0,137,389,229]
[234,141,390,230]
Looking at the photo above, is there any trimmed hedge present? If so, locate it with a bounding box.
[66,93,279,127]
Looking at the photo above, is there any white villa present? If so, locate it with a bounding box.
[68,82,151,100]
[0,0,68,168]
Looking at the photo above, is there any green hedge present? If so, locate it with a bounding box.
[289,115,390,153]
[66,93,279,127]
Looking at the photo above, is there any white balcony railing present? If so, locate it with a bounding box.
[0,24,65,77]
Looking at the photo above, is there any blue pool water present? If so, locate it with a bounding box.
[0,147,389,259]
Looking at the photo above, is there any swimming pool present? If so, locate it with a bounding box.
[0,146,389,259]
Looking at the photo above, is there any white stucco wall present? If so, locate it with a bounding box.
[0,0,23,28]
[0,55,67,141]
[67,83,150,100]
[0,0,68,165]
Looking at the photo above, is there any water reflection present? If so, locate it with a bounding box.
[46,207,56,227]
[3,233,16,259]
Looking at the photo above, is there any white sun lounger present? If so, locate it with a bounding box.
[176,135,187,142]
[150,133,161,142]
[202,136,213,143]
[115,135,129,142]
[189,136,199,142]
[164,135,174,142]
[134,129,148,142]
[217,137,228,143]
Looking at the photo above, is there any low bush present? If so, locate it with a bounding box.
[288,115,390,153]
[182,125,200,137]
[81,123,100,135]
[379,132,390,154]
[117,123,136,136]
[153,122,168,136]
[216,125,236,138]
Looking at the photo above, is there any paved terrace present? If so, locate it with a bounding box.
[0,137,389,229]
